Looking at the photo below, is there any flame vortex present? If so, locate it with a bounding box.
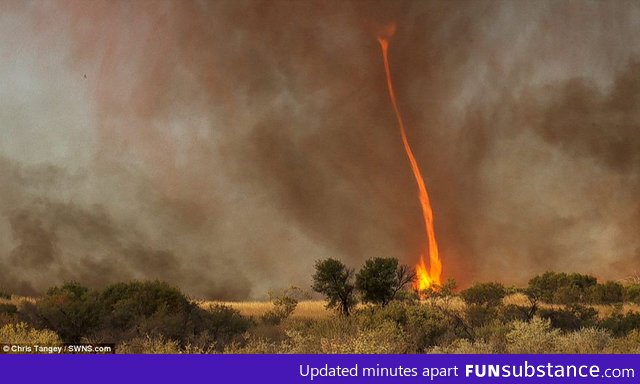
[377,28,442,291]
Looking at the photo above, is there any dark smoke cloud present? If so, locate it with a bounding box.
[0,1,639,298]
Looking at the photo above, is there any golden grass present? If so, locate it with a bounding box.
[0,295,37,306]
[592,303,640,318]
[198,294,640,320]
[197,300,331,319]
[5,292,639,321]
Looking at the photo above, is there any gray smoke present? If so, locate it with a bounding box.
[0,1,638,298]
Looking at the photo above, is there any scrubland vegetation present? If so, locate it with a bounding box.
[2,269,640,354]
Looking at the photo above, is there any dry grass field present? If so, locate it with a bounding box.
[6,293,638,320]
[199,294,639,320]
[197,300,332,319]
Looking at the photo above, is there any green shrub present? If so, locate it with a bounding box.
[624,284,640,304]
[599,312,640,336]
[460,282,506,307]
[553,285,586,304]
[202,304,252,348]
[24,282,101,343]
[465,304,497,328]
[528,272,596,303]
[589,281,624,304]
[0,303,17,315]
[22,280,250,349]
[99,281,196,341]
[538,304,597,331]
[403,303,458,352]
[498,304,533,323]
[98,281,249,348]
[358,300,409,327]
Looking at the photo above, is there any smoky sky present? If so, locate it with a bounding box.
[1,0,639,299]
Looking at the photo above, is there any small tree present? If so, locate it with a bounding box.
[355,257,416,307]
[261,286,308,325]
[311,258,357,316]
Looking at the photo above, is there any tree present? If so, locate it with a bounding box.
[311,258,357,316]
[355,257,416,307]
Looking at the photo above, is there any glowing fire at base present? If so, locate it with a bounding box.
[377,24,443,292]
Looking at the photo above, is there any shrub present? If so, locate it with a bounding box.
[498,304,533,323]
[224,337,282,354]
[26,282,101,343]
[554,328,612,354]
[99,281,249,349]
[317,321,407,354]
[98,281,196,341]
[506,317,559,353]
[471,322,511,352]
[528,272,596,303]
[538,304,598,331]
[261,286,306,325]
[607,329,640,353]
[202,304,252,348]
[403,303,458,352]
[624,284,640,304]
[599,312,640,336]
[23,280,250,349]
[0,303,17,315]
[460,282,506,307]
[429,339,495,354]
[116,335,213,354]
[589,281,624,304]
[259,314,409,354]
[357,300,409,327]
[0,290,10,300]
[0,322,61,345]
[465,304,497,328]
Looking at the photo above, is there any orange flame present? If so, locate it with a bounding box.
[377,25,442,292]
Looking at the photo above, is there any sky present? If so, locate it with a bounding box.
[1,0,639,299]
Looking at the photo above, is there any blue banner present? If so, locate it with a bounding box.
[0,354,637,384]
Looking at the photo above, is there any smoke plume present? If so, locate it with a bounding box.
[1,1,638,298]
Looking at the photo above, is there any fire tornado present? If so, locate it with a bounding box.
[377,24,442,291]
